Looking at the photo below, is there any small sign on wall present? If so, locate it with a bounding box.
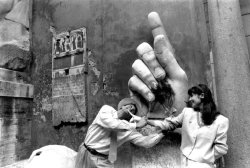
[51,27,87,126]
[52,28,86,58]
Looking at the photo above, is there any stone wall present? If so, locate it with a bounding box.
[240,0,250,57]
[30,0,210,167]
[0,69,33,167]
[0,0,33,166]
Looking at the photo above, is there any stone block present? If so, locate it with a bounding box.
[0,111,32,167]
[52,67,87,126]
[0,80,33,98]
[0,97,33,115]
[0,96,32,167]
[0,68,30,84]
[0,43,30,71]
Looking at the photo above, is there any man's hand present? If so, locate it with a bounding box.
[128,12,188,115]
[136,116,147,128]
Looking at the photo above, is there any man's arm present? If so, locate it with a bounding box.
[147,119,169,130]
[96,105,136,131]
[148,109,185,131]
[214,117,229,159]
[128,131,164,148]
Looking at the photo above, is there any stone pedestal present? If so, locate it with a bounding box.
[0,68,33,167]
[0,0,33,166]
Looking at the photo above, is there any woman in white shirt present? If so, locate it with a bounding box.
[148,84,229,168]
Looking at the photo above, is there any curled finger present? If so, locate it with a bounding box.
[136,42,166,80]
[132,59,158,90]
[128,75,155,102]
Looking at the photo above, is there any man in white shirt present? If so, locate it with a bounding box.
[75,98,165,168]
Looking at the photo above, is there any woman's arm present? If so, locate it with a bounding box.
[214,117,229,159]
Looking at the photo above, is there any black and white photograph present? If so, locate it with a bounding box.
[0,0,249,168]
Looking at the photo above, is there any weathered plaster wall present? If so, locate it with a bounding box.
[31,0,210,167]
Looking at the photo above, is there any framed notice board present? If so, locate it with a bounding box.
[51,27,87,126]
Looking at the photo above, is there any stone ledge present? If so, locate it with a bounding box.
[0,80,33,98]
[1,159,27,168]
[0,68,30,84]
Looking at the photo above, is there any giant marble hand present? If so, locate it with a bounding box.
[128,12,188,116]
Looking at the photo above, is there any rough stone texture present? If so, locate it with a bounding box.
[31,0,210,167]
[5,0,30,28]
[0,43,30,71]
[0,80,33,98]
[0,107,32,167]
[0,1,33,166]
[51,27,88,126]
[0,10,30,72]
[52,71,87,125]
[0,69,33,167]
[1,160,27,168]
[0,20,29,48]
[0,0,14,19]
[132,126,181,168]
[208,0,250,168]
[240,0,250,59]
[0,68,31,84]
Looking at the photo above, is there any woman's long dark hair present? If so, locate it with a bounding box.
[188,84,220,125]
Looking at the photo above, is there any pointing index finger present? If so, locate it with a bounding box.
[148,12,174,53]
